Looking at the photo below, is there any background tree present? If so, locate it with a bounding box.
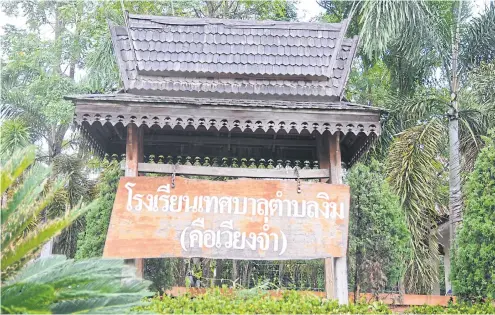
[346,160,411,298]
[324,0,495,293]
[451,130,495,300]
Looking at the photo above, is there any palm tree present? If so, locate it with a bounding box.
[353,1,495,292]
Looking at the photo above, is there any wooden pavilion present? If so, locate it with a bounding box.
[67,14,384,304]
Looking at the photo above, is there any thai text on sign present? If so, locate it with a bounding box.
[103,176,350,260]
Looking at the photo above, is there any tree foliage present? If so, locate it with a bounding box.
[452,130,495,299]
[347,160,411,296]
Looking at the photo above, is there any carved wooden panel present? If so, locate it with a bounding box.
[104,176,350,260]
[74,102,381,136]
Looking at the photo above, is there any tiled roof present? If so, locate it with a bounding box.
[110,14,359,100]
[66,93,382,112]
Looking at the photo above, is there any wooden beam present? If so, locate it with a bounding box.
[74,101,382,137]
[136,163,330,179]
[125,123,144,278]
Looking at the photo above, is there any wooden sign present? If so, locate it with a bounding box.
[103,176,350,260]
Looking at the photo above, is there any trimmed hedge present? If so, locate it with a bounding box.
[407,300,495,314]
[135,289,392,314]
[135,289,495,314]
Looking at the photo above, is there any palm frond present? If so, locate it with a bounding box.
[387,119,446,293]
[0,146,36,195]
[82,32,121,93]
[1,147,100,276]
[1,200,96,271]
[1,164,50,225]
[0,119,31,153]
[1,282,55,314]
[3,255,152,314]
[358,0,450,60]
[461,3,495,70]
[1,177,65,251]
[371,90,448,157]
[469,61,495,107]
[458,108,488,171]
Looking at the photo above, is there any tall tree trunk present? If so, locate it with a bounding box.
[448,0,463,254]
[54,3,64,75]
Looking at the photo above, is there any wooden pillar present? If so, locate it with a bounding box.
[317,132,349,304]
[125,123,144,279]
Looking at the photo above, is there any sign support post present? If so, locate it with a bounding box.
[125,123,144,278]
[318,132,349,304]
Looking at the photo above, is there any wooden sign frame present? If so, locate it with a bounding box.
[104,176,350,260]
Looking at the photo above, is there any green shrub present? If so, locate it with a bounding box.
[407,300,495,314]
[135,289,392,314]
[452,131,495,299]
[346,160,411,294]
[75,159,121,259]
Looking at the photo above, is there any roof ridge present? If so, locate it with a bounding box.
[128,14,344,31]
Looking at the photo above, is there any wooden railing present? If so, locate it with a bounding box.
[106,154,323,170]
[137,163,329,179]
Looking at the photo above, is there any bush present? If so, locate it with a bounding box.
[407,300,495,314]
[452,131,495,299]
[346,160,411,295]
[135,289,392,314]
[75,159,121,259]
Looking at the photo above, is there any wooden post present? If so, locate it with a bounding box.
[317,132,335,300]
[125,123,144,279]
[125,123,143,177]
[317,132,349,304]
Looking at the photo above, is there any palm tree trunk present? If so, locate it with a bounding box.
[448,0,463,251]
[448,117,462,238]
